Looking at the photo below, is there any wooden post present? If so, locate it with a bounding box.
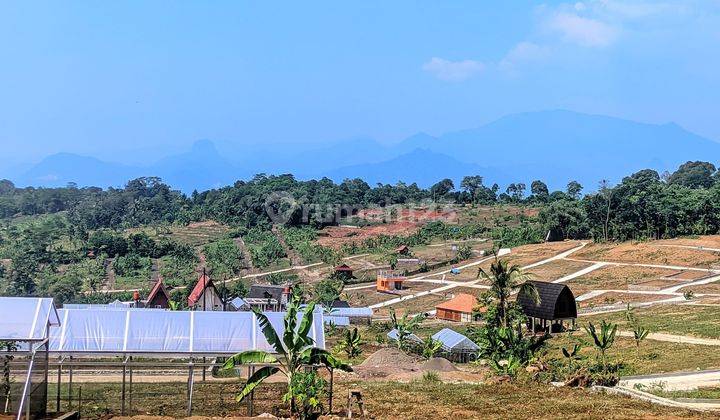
[121,363,126,415]
[56,364,61,412]
[129,357,133,412]
[247,366,254,416]
[187,359,195,416]
[328,368,334,414]
[68,358,73,410]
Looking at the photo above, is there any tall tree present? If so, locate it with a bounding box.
[668,161,716,189]
[477,256,537,327]
[530,180,549,202]
[566,181,583,199]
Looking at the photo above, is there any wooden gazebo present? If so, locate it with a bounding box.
[517,281,577,334]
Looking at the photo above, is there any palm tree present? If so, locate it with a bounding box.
[223,293,352,415]
[477,256,538,327]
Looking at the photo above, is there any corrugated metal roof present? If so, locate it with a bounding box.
[431,328,480,352]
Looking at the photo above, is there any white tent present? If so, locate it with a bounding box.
[49,308,325,356]
[0,297,60,341]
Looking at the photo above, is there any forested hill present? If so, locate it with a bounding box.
[1,160,720,242]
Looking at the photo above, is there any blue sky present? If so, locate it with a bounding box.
[1,1,719,165]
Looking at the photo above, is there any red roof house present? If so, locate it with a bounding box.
[395,245,410,255]
[435,293,482,322]
[145,277,171,309]
[188,272,223,310]
[333,264,354,280]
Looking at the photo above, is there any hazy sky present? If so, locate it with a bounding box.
[1,1,719,165]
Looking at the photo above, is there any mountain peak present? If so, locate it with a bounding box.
[190,139,219,154]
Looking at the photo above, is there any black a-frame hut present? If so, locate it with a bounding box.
[517,280,577,333]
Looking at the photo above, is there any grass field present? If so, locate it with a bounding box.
[581,304,720,339]
[47,379,711,419]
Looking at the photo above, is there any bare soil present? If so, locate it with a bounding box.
[573,241,720,268]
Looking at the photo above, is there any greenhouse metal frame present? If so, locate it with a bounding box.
[0,297,328,417]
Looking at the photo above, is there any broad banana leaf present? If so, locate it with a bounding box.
[253,308,285,354]
[236,366,281,402]
[295,301,317,348]
[301,348,353,372]
[223,350,279,370]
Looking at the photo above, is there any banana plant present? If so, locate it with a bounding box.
[584,320,617,370]
[338,327,363,359]
[389,309,424,350]
[632,325,650,351]
[421,337,443,359]
[561,343,583,370]
[223,292,352,415]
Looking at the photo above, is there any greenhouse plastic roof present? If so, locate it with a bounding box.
[0,297,60,341]
[47,308,325,356]
[431,328,480,352]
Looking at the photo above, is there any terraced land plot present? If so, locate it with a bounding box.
[526,259,594,282]
[548,334,720,376]
[572,241,720,268]
[565,265,688,294]
[577,291,677,308]
[128,221,230,247]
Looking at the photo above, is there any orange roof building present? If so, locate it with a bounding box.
[435,293,481,322]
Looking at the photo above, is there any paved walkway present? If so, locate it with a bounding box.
[621,369,720,391]
[616,330,720,346]
[657,244,720,253]
[368,243,589,310]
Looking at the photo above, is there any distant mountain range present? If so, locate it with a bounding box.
[5,110,720,193]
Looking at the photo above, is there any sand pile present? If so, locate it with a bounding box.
[422,357,457,372]
[359,347,421,370]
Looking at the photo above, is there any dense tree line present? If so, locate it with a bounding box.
[540,161,720,241]
[2,160,720,243]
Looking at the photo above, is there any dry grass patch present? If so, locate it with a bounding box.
[527,259,594,281]
[567,265,681,290]
[573,242,720,268]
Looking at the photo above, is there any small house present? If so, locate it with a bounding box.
[188,272,224,311]
[243,284,291,311]
[144,278,171,308]
[395,245,410,255]
[517,281,577,334]
[333,264,355,281]
[376,270,405,292]
[435,293,480,322]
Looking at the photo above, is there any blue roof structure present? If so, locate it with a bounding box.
[431,328,480,352]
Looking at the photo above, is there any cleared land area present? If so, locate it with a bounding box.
[569,265,682,289]
[573,242,720,268]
